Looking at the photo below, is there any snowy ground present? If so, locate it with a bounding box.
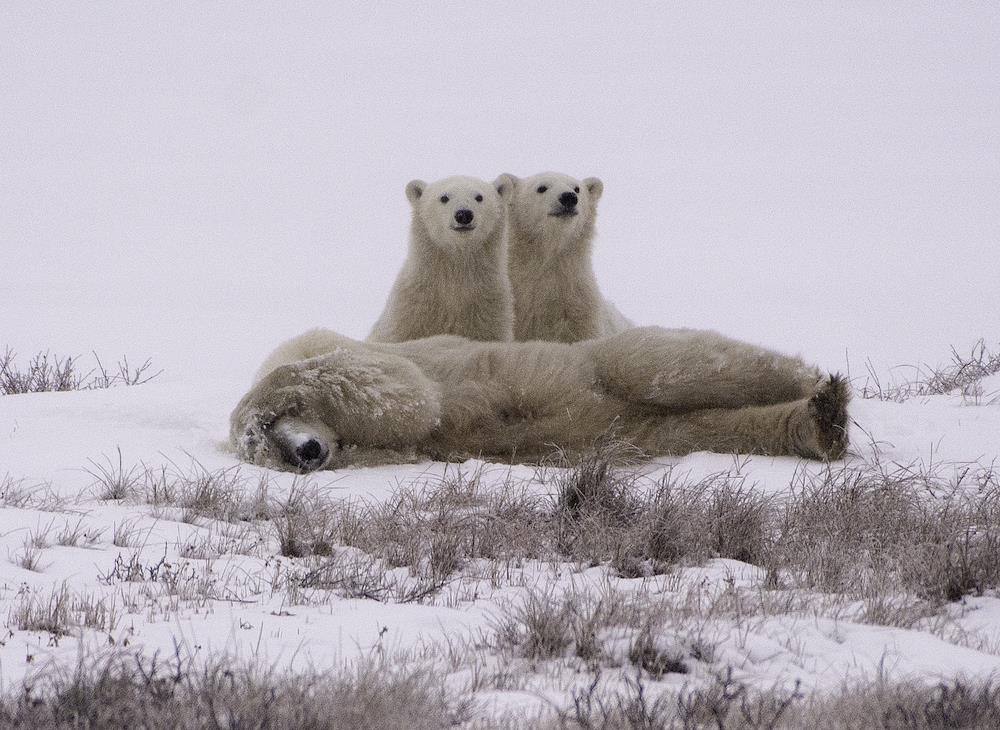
[2,371,999,721]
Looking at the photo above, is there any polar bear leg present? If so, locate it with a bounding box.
[590,326,824,412]
[640,375,850,460]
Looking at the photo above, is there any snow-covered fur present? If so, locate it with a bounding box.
[505,171,633,342]
[368,175,514,343]
[232,327,849,471]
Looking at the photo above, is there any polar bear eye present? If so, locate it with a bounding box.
[536,185,548,194]
[574,186,580,193]
[475,194,483,202]
[439,195,449,204]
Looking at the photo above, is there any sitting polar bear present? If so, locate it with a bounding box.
[505,171,633,342]
[368,175,515,343]
[230,327,849,472]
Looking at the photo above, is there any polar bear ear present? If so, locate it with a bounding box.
[405,180,427,205]
[493,174,517,201]
[584,177,604,202]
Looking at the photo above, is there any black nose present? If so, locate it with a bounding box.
[297,439,322,461]
[294,438,328,470]
[559,191,578,208]
[454,209,474,226]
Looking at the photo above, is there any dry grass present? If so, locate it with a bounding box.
[556,668,798,729]
[287,550,452,604]
[547,441,773,577]
[556,447,1000,609]
[342,467,550,572]
[86,448,145,501]
[486,581,712,680]
[0,350,83,394]
[491,588,576,660]
[767,457,1000,605]
[554,670,1000,729]
[0,348,159,396]
[271,467,549,587]
[272,479,339,558]
[254,442,1000,613]
[0,476,67,512]
[7,585,119,636]
[28,521,55,549]
[0,649,468,729]
[3,642,999,729]
[55,517,104,548]
[21,439,1000,622]
[88,353,162,389]
[111,518,144,548]
[3,448,1000,727]
[176,521,265,560]
[86,452,272,523]
[150,457,271,524]
[97,551,202,594]
[4,441,997,722]
[265,469,551,605]
[859,339,1000,403]
[266,445,767,600]
[10,535,46,572]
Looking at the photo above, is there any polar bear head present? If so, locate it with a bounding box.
[504,172,604,251]
[405,175,512,250]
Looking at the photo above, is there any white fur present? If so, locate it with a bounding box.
[505,171,633,342]
[368,175,514,343]
[233,327,849,472]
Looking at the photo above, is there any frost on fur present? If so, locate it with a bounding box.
[232,327,849,472]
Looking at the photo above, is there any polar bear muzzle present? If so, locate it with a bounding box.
[271,418,340,472]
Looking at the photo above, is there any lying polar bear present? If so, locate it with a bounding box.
[230,327,849,472]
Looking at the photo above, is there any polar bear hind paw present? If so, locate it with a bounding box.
[806,374,851,460]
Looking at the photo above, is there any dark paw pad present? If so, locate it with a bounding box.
[808,374,851,459]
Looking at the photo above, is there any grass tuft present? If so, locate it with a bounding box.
[859,340,1000,403]
[7,585,118,636]
[0,649,467,729]
[86,448,144,501]
[560,670,1000,729]
[0,348,159,396]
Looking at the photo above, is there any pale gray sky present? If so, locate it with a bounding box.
[2,2,998,381]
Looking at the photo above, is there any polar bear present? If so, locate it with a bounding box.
[368,175,515,343]
[231,327,849,472]
[504,171,633,342]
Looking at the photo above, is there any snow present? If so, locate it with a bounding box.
[1,1,999,720]
[3,379,1000,712]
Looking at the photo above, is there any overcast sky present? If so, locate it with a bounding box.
[2,2,998,383]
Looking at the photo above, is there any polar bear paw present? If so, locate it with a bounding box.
[805,374,851,460]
